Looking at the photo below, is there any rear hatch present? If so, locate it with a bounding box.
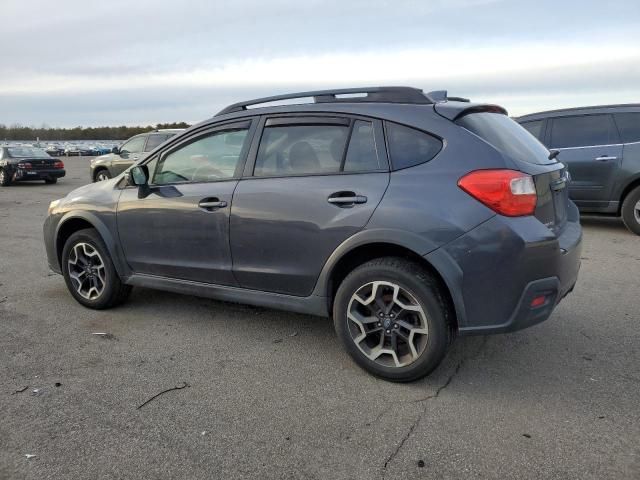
[453,110,569,234]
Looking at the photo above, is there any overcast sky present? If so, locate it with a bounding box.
[1,0,639,127]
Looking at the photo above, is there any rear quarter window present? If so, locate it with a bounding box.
[456,112,554,165]
[520,120,544,141]
[385,122,442,170]
[614,113,640,143]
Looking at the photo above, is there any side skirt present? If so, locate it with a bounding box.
[125,273,329,317]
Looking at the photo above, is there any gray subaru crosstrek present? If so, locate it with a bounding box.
[43,87,582,382]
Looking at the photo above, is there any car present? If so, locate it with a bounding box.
[0,146,65,186]
[92,145,114,156]
[64,145,93,156]
[43,86,582,382]
[516,104,640,235]
[89,130,183,182]
[46,144,66,156]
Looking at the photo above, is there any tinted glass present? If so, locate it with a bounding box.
[550,114,618,148]
[7,147,50,158]
[520,120,544,141]
[120,136,146,154]
[144,134,168,152]
[386,122,442,170]
[457,113,553,165]
[254,124,348,176]
[343,120,380,172]
[153,128,248,185]
[614,113,640,143]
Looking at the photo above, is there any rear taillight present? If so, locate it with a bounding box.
[17,162,32,169]
[54,160,64,169]
[458,169,537,217]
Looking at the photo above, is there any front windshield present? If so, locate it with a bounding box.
[7,147,51,158]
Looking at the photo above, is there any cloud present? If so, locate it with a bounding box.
[1,0,639,125]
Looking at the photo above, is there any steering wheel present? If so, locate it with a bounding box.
[191,164,226,182]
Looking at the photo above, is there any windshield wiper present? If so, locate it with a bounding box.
[548,150,560,160]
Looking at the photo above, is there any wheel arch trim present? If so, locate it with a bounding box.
[54,211,129,277]
[311,228,466,327]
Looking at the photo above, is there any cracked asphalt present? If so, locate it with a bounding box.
[1,158,639,479]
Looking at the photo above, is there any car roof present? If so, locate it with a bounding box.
[517,103,640,122]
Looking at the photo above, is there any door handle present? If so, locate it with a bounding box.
[594,156,617,161]
[198,198,227,210]
[327,192,368,207]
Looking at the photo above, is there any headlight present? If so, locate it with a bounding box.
[48,199,62,215]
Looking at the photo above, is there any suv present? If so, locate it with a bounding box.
[43,87,582,382]
[517,105,640,235]
[89,129,183,182]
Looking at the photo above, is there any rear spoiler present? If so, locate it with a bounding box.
[434,102,508,121]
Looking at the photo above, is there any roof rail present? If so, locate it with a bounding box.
[216,86,434,116]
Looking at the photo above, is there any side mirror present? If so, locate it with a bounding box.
[112,146,120,154]
[130,165,149,186]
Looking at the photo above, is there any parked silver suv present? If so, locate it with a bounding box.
[89,129,183,182]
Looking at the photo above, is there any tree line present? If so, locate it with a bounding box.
[0,122,191,141]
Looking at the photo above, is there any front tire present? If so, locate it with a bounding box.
[62,228,131,309]
[621,186,640,236]
[333,257,452,382]
[94,169,112,182]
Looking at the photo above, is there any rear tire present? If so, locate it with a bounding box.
[62,228,131,309]
[333,257,452,382]
[621,186,640,236]
[45,178,57,184]
[0,168,11,186]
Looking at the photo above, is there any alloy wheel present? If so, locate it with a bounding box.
[67,242,106,300]
[96,171,110,181]
[347,281,429,368]
[634,200,640,225]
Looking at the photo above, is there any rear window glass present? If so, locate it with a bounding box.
[457,112,553,165]
[254,124,348,176]
[343,120,380,172]
[614,113,640,143]
[520,120,544,141]
[7,147,50,158]
[144,134,168,152]
[550,114,618,148]
[385,122,442,170]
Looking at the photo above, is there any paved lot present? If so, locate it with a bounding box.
[1,157,638,480]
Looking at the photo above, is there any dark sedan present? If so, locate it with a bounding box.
[0,146,65,186]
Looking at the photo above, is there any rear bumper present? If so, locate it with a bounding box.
[427,202,582,335]
[14,168,66,181]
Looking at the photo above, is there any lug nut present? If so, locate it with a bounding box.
[389,313,394,318]
[377,322,381,327]
[394,324,398,329]
[386,329,390,334]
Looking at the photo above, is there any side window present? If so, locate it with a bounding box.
[144,134,168,152]
[521,120,544,141]
[120,136,146,154]
[550,114,618,148]
[614,113,640,143]
[153,128,249,185]
[254,124,348,176]
[385,122,442,170]
[343,120,380,172]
